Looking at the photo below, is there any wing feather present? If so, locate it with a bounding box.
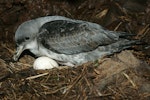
[37,20,118,54]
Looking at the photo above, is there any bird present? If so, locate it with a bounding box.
[13,16,137,67]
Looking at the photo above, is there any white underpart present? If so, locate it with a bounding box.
[25,40,76,66]
[25,39,111,66]
[33,56,59,70]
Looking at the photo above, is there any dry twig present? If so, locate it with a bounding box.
[122,72,137,89]
[26,73,49,80]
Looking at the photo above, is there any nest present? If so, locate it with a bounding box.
[0,0,150,99]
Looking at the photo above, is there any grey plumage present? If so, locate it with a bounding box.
[13,16,137,66]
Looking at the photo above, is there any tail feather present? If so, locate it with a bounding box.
[109,31,136,40]
[115,32,142,45]
[118,32,136,39]
[107,39,140,53]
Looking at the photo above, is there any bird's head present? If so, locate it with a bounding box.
[13,16,72,61]
[13,20,40,61]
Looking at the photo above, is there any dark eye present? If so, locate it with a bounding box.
[25,37,30,40]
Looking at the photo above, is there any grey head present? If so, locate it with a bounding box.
[13,20,40,61]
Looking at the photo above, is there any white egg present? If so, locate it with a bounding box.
[33,56,59,70]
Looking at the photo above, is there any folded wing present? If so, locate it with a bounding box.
[37,20,119,54]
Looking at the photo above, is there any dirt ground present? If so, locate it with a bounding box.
[0,0,150,100]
